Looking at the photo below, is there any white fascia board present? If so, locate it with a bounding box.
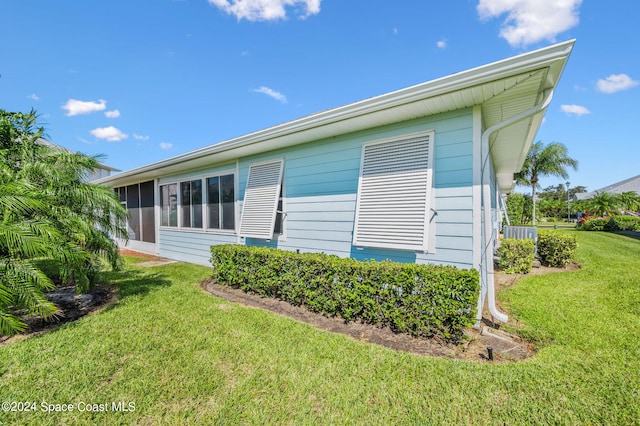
[97,40,575,188]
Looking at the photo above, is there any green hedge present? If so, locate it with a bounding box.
[537,231,578,267]
[580,217,609,231]
[580,216,640,232]
[496,238,535,274]
[210,245,479,342]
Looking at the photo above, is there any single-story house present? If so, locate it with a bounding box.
[575,174,640,200]
[97,40,575,325]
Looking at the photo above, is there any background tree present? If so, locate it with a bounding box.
[537,184,588,220]
[616,191,640,212]
[0,109,128,335]
[585,192,618,216]
[504,192,532,225]
[515,141,578,225]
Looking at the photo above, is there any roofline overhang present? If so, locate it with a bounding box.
[97,39,575,187]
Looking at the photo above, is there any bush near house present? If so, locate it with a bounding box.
[496,238,535,274]
[537,231,578,267]
[210,245,479,342]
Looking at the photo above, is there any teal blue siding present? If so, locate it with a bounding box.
[159,229,236,265]
[238,109,476,268]
[155,108,477,269]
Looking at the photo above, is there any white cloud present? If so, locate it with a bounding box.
[561,104,591,116]
[477,0,582,47]
[596,74,639,94]
[436,39,447,49]
[393,28,398,35]
[208,0,320,21]
[62,99,107,116]
[78,137,96,145]
[160,142,173,150]
[90,126,128,142]
[105,109,120,118]
[28,93,40,100]
[133,133,150,141]
[253,86,287,103]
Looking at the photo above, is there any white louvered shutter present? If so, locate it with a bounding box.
[239,159,284,239]
[353,132,433,251]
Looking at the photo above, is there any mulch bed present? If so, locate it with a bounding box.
[4,249,550,362]
[200,279,534,362]
[0,284,117,346]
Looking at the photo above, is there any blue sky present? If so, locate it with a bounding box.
[1,0,638,193]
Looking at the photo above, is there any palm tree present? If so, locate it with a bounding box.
[0,109,128,335]
[515,141,578,225]
[616,191,640,212]
[587,192,619,216]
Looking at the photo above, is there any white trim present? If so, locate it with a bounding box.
[239,158,285,239]
[204,168,237,232]
[153,178,160,254]
[158,167,238,235]
[472,106,483,269]
[353,130,434,252]
[96,41,575,189]
[235,160,241,245]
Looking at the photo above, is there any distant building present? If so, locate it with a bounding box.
[575,175,640,200]
[37,138,120,181]
[86,163,121,182]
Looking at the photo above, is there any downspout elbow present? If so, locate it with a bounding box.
[477,88,555,324]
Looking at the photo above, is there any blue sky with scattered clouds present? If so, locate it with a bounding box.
[1,0,639,193]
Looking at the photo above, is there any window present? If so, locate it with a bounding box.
[161,174,235,232]
[139,181,156,243]
[114,181,156,242]
[180,180,203,228]
[239,159,284,239]
[207,174,235,230]
[353,131,434,252]
[126,184,140,241]
[160,184,178,227]
[273,185,284,235]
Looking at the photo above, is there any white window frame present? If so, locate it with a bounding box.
[159,167,238,234]
[180,179,204,229]
[239,158,285,240]
[205,170,237,233]
[353,130,435,253]
[160,182,179,228]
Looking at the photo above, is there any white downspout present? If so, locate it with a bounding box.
[475,89,555,327]
[501,194,510,226]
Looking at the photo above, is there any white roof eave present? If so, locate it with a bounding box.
[97,40,575,187]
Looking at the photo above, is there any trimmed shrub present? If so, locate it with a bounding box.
[580,216,640,232]
[496,238,535,274]
[580,217,610,231]
[610,216,640,231]
[537,231,578,267]
[210,245,479,342]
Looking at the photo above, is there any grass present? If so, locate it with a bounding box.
[1,231,639,425]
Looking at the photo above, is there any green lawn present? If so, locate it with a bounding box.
[1,231,639,425]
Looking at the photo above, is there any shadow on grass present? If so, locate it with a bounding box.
[102,268,173,299]
[614,230,640,241]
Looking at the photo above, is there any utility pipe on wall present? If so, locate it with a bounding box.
[475,89,555,326]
